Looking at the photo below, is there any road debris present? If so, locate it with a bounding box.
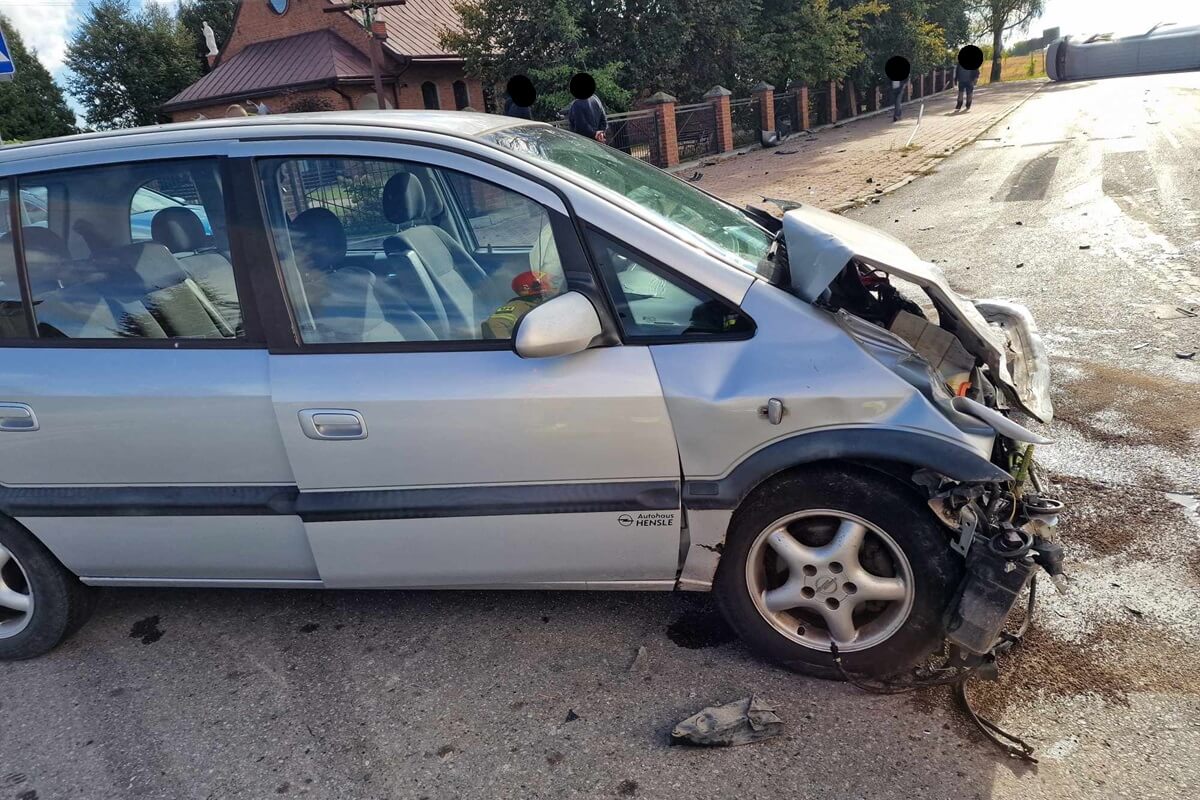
[670,696,784,747]
[1131,342,1151,350]
[627,646,647,672]
[1176,350,1196,360]
[1150,304,1197,320]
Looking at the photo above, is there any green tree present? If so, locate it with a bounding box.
[65,0,200,130]
[0,14,77,141]
[177,0,238,73]
[752,0,886,89]
[848,0,958,92]
[443,0,629,117]
[968,0,1044,81]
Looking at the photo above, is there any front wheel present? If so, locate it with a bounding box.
[715,466,963,679]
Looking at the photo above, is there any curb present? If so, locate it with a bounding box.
[828,82,1046,214]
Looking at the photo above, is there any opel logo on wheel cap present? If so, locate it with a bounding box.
[815,576,837,594]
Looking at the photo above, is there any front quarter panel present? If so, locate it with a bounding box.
[653,281,999,589]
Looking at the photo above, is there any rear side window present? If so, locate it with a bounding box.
[10,159,243,341]
[0,188,34,338]
[588,231,754,341]
[129,170,208,243]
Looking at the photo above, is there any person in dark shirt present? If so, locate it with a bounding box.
[568,93,607,142]
[505,95,533,119]
[955,64,980,110]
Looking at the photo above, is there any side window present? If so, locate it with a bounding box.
[588,231,754,341]
[129,170,207,243]
[421,82,440,110]
[16,159,242,340]
[442,172,550,250]
[256,156,567,345]
[0,187,34,338]
[453,80,470,110]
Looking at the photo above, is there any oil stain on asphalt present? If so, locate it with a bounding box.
[666,603,736,649]
[129,615,164,645]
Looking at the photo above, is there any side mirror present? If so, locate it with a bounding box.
[514,291,603,359]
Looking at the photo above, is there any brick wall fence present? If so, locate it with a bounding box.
[577,66,959,169]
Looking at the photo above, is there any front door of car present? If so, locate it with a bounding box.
[239,143,683,588]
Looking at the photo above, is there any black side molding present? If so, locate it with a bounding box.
[684,428,1012,510]
[1,481,680,521]
[0,485,298,518]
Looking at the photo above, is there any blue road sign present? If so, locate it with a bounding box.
[0,26,15,82]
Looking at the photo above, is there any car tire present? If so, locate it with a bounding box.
[0,519,97,660]
[714,465,963,680]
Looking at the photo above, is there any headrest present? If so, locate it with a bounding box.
[290,208,347,273]
[152,207,207,253]
[382,173,426,225]
[419,175,444,218]
[18,226,71,261]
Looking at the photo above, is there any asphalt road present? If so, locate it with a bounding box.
[3,74,1199,800]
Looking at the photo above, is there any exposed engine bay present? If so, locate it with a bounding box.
[765,202,1068,761]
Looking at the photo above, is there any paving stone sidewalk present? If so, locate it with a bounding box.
[687,79,1045,212]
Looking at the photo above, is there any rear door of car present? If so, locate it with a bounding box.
[0,142,315,586]
[232,137,684,589]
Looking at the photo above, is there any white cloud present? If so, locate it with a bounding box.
[0,1,77,73]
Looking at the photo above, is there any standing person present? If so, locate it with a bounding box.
[884,56,911,123]
[955,64,980,110]
[505,75,535,120]
[505,94,532,119]
[567,73,607,143]
[955,45,984,112]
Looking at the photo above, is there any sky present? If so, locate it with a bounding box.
[0,0,1196,94]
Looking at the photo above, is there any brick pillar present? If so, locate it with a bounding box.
[645,91,679,168]
[827,80,838,124]
[751,81,775,133]
[703,85,734,153]
[797,83,810,130]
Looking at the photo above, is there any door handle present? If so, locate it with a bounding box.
[0,403,38,432]
[298,409,367,441]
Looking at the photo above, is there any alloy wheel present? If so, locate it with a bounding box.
[0,543,34,639]
[745,509,915,652]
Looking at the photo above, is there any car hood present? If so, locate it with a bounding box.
[780,204,1053,423]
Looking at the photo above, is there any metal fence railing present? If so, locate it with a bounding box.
[674,102,719,162]
[730,96,760,148]
[808,84,831,127]
[606,109,660,165]
[773,91,799,137]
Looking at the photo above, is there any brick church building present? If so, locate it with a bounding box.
[162,0,484,122]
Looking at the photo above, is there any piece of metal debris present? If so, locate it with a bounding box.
[1176,350,1197,360]
[1132,342,1151,350]
[670,695,784,747]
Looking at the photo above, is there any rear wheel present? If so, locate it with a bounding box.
[715,466,962,679]
[0,520,96,660]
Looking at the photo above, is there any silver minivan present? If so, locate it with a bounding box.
[0,112,1064,674]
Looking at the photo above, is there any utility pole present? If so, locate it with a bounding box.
[324,0,408,106]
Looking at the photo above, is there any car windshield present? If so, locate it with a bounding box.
[485,124,773,274]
